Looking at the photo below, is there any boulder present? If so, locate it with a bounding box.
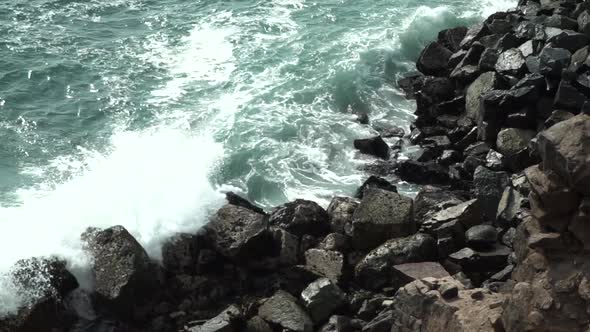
[537,114,590,195]
[495,48,526,76]
[485,150,506,171]
[395,160,450,185]
[438,26,468,52]
[355,176,397,199]
[524,165,580,221]
[413,186,465,224]
[188,305,242,332]
[246,316,272,332]
[496,186,522,227]
[390,277,505,332]
[478,48,500,71]
[495,128,536,170]
[473,166,510,221]
[390,262,450,290]
[448,245,511,273]
[465,225,498,250]
[354,136,390,159]
[421,199,482,232]
[351,189,415,250]
[554,80,587,110]
[269,200,330,237]
[258,290,313,332]
[397,74,424,99]
[273,228,300,266]
[205,204,271,260]
[460,23,490,49]
[416,42,453,76]
[301,278,346,323]
[81,226,159,317]
[568,46,589,73]
[326,197,358,235]
[320,233,350,252]
[355,233,437,290]
[162,233,200,274]
[305,249,345,284]
[547,29,589,52]
[538,47,572,77]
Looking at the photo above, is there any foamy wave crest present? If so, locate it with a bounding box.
[0,127,224,313]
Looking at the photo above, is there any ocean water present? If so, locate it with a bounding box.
[0,0,515,313]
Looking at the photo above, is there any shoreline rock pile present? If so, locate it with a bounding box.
[2,0,590,331]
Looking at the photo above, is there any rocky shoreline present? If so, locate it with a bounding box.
[2,0,590,331]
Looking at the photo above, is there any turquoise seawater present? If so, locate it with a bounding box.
[0,0,515,312]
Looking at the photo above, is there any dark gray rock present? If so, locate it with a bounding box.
[422,199,482,231]
[544,109,575,128]
[351,189,414,250]
[81,226,159,317]
[448,244,511,273]
[355,233,436,290]
[439,283,459,299]
[416,42,453,76]
[390,262,450,291]
[496,186,522,228]
[554,80,587,110]
[246,316,272,332]
[354,136,390,159]
[320,233,350,252]
[225,191,265,215]
[466,72,502,121]
[496,128,536,159]
[479,48,500,71]
[301,278,346,323]
[326,197,358,235]
[464,141,491,157]
[362,310,393,332]
[162,233,200,274]
[495,48,526,76]
[465,225,498,250]
[473,166,510,221]
[413,186,464,224]
[319,315,364,332]
[269,200,329,237]
[273,228,299,266]
[547,29,590,52]
[305,249,345,283]
[206,204,270,260]
[545,14,578,30]
[397,74,424,99]
[537,114,590,195]
[395,161,450,185]
[539,47,572,77]
[188,305,242,332]
[355,176,396,199]
[258,290,313,332]
[460,23,490,49]
[485,150,506,171]
[579,10,590,35]
[569,46,590,73]
[439,26,468,52]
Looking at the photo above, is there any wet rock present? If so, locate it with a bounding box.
[351,189,414,250]
[495,48,526,76]
[496,128,536,170]
[422,198,482,231]
[355,176,397,199]
[225,191,266,215]
[416,77,455,111]
[326,197,358,235]
[537,114,590,195]
[162,233,200,274]
[354,136,390,159]
[356,113,369,124]
[396,160,450,185]
[465,225,498,250]
[355,233,437,290]
[478,48,500,71]
[301,278,346,323]
[438,26,468,52]
[485,150,506,171]
[450,43,485,82]
[188,305,242,332]
[273,228,299,266]
[569,46,590,73]
[206,204,271,260]
[305,249,345,284]
[258,290,313,332]
[81,226,159,318]
[547,29,589,52]
[436,220,467,258]
[417,41,453,76]
[546,14,578,30]
[413,186,465,224]
[397,74,424,99]
[473,166,510,221]
[377,125,405,138]
[269,200,329,237]
[460,23,490,49]
[465,141,491,157]
[554,80,587,110]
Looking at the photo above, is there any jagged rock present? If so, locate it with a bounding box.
[460,23,490,49]
[466,72,502,121]
[326,197,358,235]
[354,136,390,159]
[421,199,482,232]
[305,249,345,283]
[450,43,485,82]
[579,10,590,35]
[569,46,590,73]
[479,48,500,71]
[496,128,536,170]
[495,48,526,76]
[355,233,436,290]
[396,160,450,185]
[485,150,506,170]
[397,74,424,99]
[436,219,466,258]
[465,225,498,250]
[439,149,460,166]
[225,191,265,215]
[496,34,524,53]
[413,186,465,224]
[246,316,272,332]
[390,277,505,332]
[439,26,468,52]
[416,77,455,110]
[81,226,159,318]
[554,80,587,110]
[0,257,79,332]
[272,228,299,266]
[320,233,350,252]
[496,186,522,227]
[188,305,242,332]
[474,166,510,221]
[205,204,271,260]
[417,41,453,76]
[351,189,414,250]
[449,245,511,273]
[439,282,459,299]
[465,141,491,157]
[390,262,450,290]
[301,278,346,323]
[377,125,405,138]
[269,200,330,237]
[319,315,364,332]
[537,114,590,195]
[362,310,393,332]
[547,29,589,52]
[162,233,200,274]
[355,176,397,199]
[258,290,313,332]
